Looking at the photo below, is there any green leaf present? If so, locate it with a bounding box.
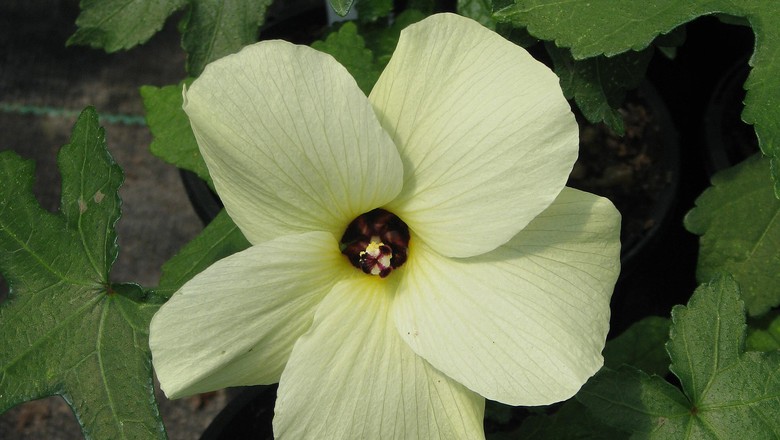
[155,210,250,298]
[747,314,780,352]
[494,22,539,49]
[69,0,186,51]
[513,317,672,440]
[141,80,213,188]
[513,316,672,439]
[356,0,393,22]
[492,0,720,59]
[513,399,626,439]
[458,0,497,30]
[70,0,273,77]
[0,108,166,439]
[740,3,780,197]
[329,0,356,17]
[493,0,780,197]
[667,279,746,404]
[579,277,780,438]
[362,9,426,68]
[603,316,671,377]
[685,154,780,316]
[405,0,436,14]
[311,22,381,95]
[182,0,273,76]
[546,44,653,134]
[579,366,692,437]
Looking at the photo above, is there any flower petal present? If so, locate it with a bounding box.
[370,13,579,258]
[274,276,485,439]
[184,41,404,245]
[149,231,351,398]
[393,188,621,405]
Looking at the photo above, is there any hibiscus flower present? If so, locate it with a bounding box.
[149,12,621,439]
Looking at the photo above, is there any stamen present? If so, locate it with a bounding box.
[358,237,393,277]
[341,209,410,278]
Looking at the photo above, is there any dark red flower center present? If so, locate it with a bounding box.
[340,209,410,278]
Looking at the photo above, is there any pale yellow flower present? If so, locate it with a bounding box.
[149,13,621,439]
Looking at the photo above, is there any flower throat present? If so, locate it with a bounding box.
[340,209,410,278]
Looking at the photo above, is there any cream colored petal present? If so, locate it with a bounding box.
[274,276,485,440]
[184,41,403,245]
[393,188,621,405]
[370,13,578,258]
[149,231,352,398]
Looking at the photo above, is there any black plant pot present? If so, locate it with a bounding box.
[567,82,680,277]
[621,85,680,269]
[180,169,222,225]
[702,57,759,174]
[200,386,277,440]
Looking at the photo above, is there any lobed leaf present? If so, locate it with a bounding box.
[457,0,497,30]
[507,315,671,439]
[356,0,393,22]
[71,0,274,77]
[512,399,625,439]
[739,2,780,197]
[69,0,186,51]
[492,0,722,59]
[747,314,780,352]
[141,80,213,188]
[311,22,381,95]
[546,44,652,134]
[579,366,692,438]
[685,154,780,316]
[667,276,745,405]
[181,0,274,76]
[0,108,166,439]
[578,277,780,439]
[603,316,671,377]
[362,9,427,69]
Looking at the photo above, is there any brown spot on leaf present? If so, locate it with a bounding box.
[93,191,105,203]
[78,197,87,214]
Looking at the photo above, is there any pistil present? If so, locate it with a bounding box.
[359,236,393,277]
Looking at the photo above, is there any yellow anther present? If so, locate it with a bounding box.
[363,237,383,257]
